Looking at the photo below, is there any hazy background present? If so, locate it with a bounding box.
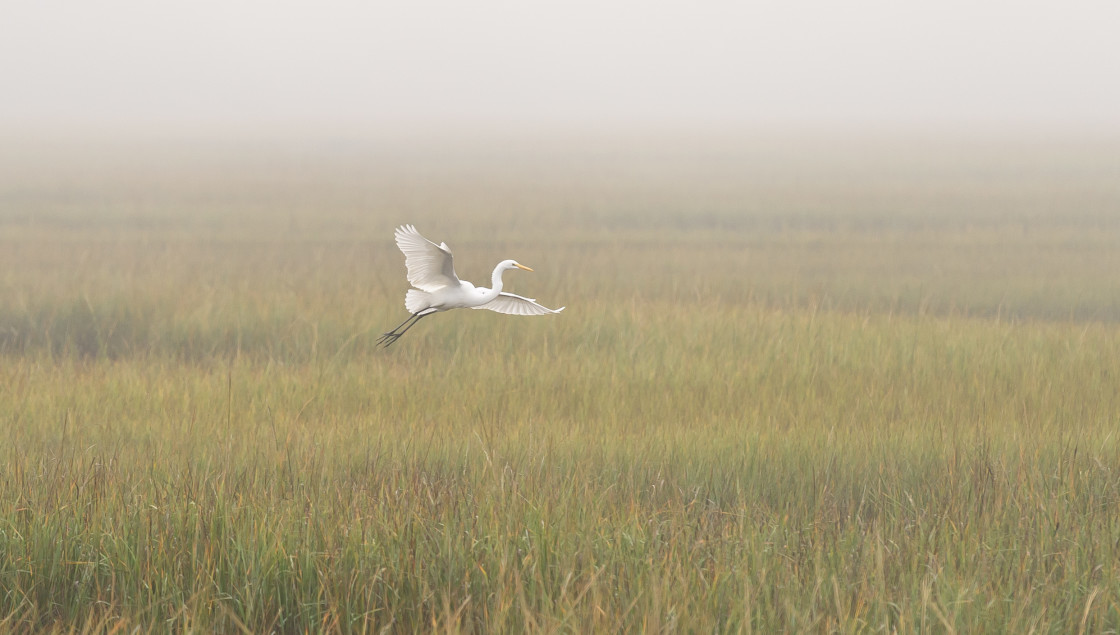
[4,1,1120,136]
[3,1,1119,328]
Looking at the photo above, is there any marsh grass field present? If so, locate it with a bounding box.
[2,131,1120,632]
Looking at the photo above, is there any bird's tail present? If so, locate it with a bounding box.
[405,289,432,314]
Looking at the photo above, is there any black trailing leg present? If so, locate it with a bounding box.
[377,312,429,348]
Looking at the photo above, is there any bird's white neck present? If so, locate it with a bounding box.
[489,264,508,294]
[477,260,518,305]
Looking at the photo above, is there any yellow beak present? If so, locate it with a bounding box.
[515,263,534,272]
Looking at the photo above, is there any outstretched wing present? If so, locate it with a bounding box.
[473,292,565,316]
[394,224,461,291]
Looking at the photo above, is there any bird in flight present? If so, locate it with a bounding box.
[378,225,564,347]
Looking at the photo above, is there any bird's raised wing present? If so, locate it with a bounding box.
[394,224,461,291]
[473,292,565,316]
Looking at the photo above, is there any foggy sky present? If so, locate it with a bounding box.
[4,1,1120,132]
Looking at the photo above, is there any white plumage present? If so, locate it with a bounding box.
[378,225,564,347]
[393,225,460,293]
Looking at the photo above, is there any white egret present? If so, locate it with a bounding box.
[378,225,565,347]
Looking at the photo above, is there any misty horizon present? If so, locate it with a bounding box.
[4,1,1120,135]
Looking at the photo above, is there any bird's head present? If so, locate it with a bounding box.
[500,259,533,272]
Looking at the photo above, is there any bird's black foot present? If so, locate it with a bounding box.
[377,312,427,349]
[377,330,404,348]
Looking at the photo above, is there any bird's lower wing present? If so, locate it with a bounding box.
[394,224,461,291]
[473,292,565,316]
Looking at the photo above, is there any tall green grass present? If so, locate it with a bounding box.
[1,132,1119,632]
